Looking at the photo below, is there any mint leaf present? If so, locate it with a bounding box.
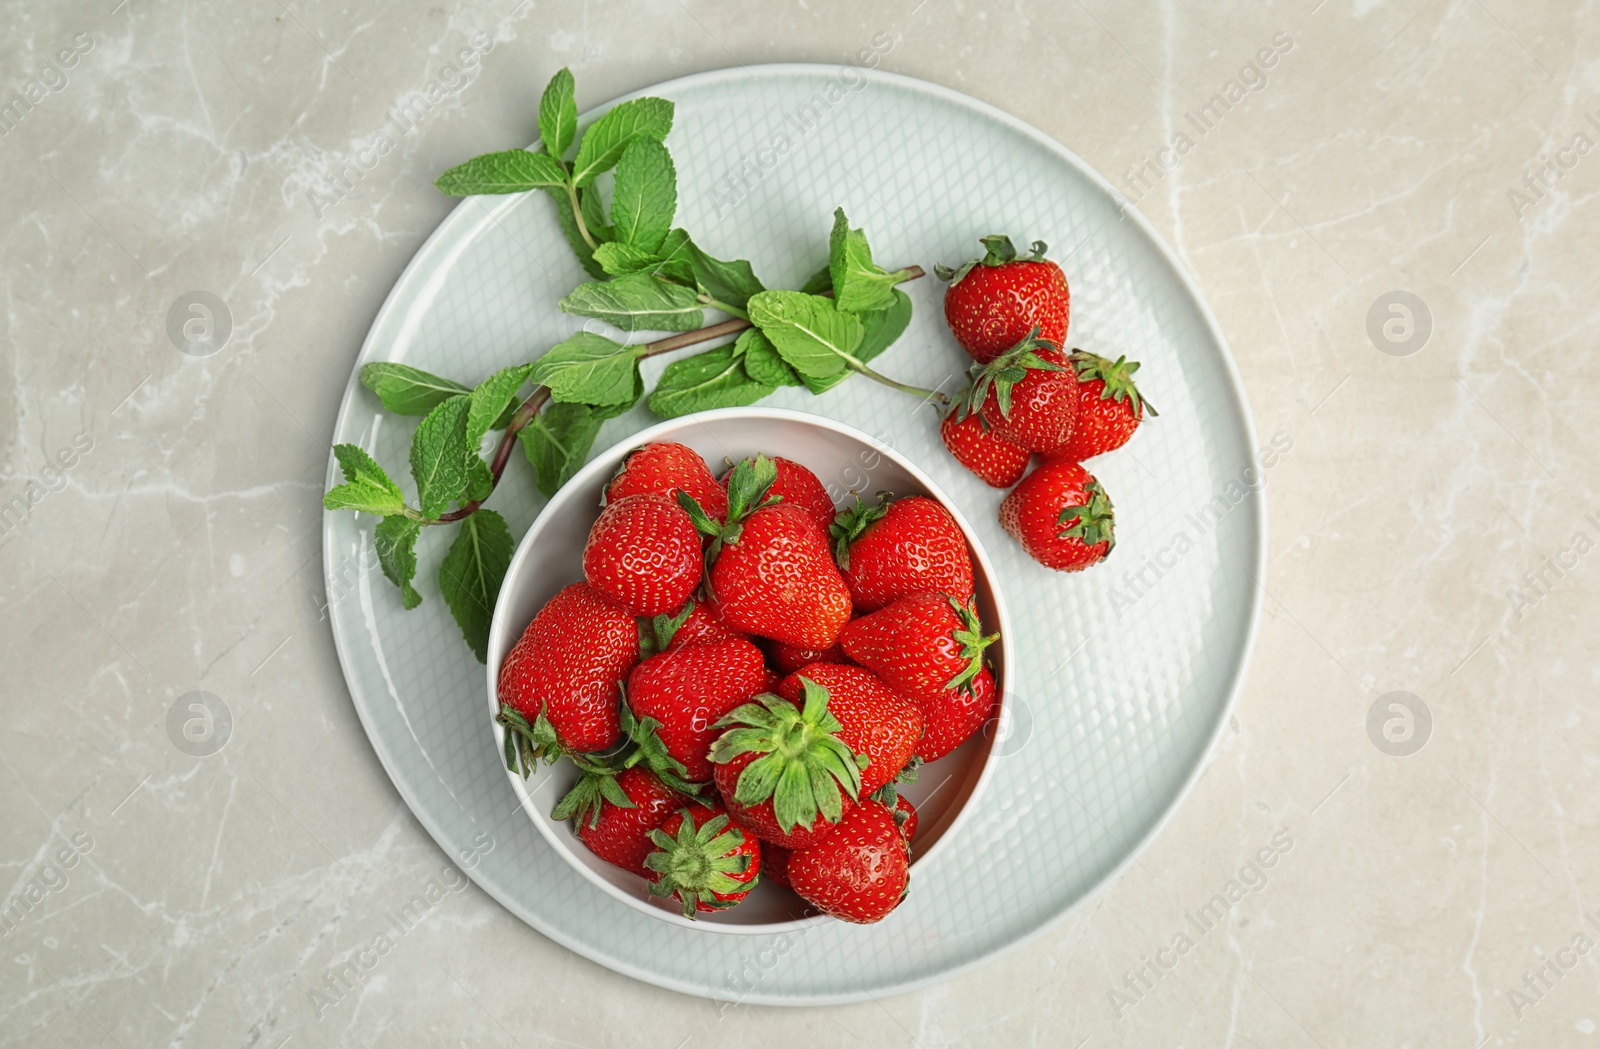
[611,136,675,254]
[360,363,471,416]
[799,264,832,296]
[591,365,646,419]
[539,67,577,160]
[467,363,532,450]
[559,274,704,332]
[518,401,604,496]
[544,187,606,279]
[746,290,864,380]
[579,184,614,243]
[325,444,409,517]
[801,289,912,395]
[593,241,660,276]
[735,328,801,387]
[652,228,697,285]
[409,396,473,518]
[828,207,903,313]
[435,150,569,195]
[570,97,674,187]
[529,332,646,405]
[438,508,515,663]
[374,515,423,609]
[685,240,764,312]
[647,344,775,418]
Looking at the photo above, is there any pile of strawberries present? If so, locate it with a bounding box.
[935,235,1155,572]
[496,444,1000,924]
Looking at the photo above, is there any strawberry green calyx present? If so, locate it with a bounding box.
[550,761,636,828]
[1058,478,1116,553]
[944,593,1000,693]
[953,327,1062,422]
[676,453,779,560]
[709,680,866,832]
[1068,350,1158,418]
[638,603,693,657]
[645,811,756,918]
[619,701,706,795]
[827,490,894,570]
[497,704,566,776]
[933,234,1050,283]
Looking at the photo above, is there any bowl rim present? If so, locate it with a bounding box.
[486,405,1014,935]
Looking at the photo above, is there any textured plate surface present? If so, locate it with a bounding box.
[322,64,1263,1004]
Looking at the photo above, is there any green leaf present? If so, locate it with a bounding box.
[746,290,864,380]
[570,97,674,187]
[466,363,532,451]
[593,241,659,277]
[799,264,832,296]
[529,332,646,405]
[373,515,423,609]
[734,328,800,387]
[590,365,646,419]
[652,228,697,285]
[438,508,515,663]
[647,345,775,418]
[538,67,577,159]
[684,240,764,312]
[518,401,604,497]
[543,186,606,279]
[800,288,912,395]
[559,273,704,332]
[611,136,675,254]
[359,363,471,416]
[325,444,409,517]
[435,150,569,195]
[828,207,903,313]
[578,184,614,243]
[409,396,474,519]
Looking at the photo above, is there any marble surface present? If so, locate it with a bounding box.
[2,1,1596,1046]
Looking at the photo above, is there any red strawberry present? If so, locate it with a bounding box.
[955,338,1078,452]
[788,800,909,924]
[552,765,683,877]
[762,843,793,890]
[831,494,974,612]
[762,638,850,675]
[1044,351,1158,461]
[939,409,1031,488]
[645,803,761,917]
[839,591,997,704]
[937,235,1070,364]
[722,456,836,535]
[761,666,782,693]
[642,596,745,655]
[583,493,702,617]
[778,664,922,797]
[607,442,728,522]
[682,456,852,649]
[916,665,998,762]
[708,687,863,850]
[496,582,637,768]
[893,794,919,842]
[999,460,1115,571]
[624,637,767,783]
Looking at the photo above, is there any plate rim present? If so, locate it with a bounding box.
[320,61,1266,1004]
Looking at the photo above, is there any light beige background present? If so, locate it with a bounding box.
[2,1,1596,1046]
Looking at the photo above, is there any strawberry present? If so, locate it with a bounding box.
[831,494,974,612]
[893,794,919,842]
[936,235,1070,364]
[645,803,761,917]
[939,409,1031,488]
[708,686,863,850]
[951,336,1078,452]
[762,843,793,890]
[496,582,637,769]
[623,637,767,783]
[640,596,745,655]
[916,665,998,762]
[722,456,835,535]
[680,455,852,649]
[778,664,922,797]
[839,591,997,704]
[788,800,909,924]
[551,765,683,877]
[999,460,1115,571]
[583,493,702,617]
[607,441,728,522]
[1044,351,1158,461]
[762,638,850,675]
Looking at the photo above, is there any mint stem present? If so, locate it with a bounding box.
[565,180,599,250]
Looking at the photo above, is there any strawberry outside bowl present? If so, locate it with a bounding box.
[485,406,1014,934]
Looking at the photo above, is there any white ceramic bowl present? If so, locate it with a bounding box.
[486,407,1013,934]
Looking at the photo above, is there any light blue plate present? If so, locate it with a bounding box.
[322,64,1264,1004]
